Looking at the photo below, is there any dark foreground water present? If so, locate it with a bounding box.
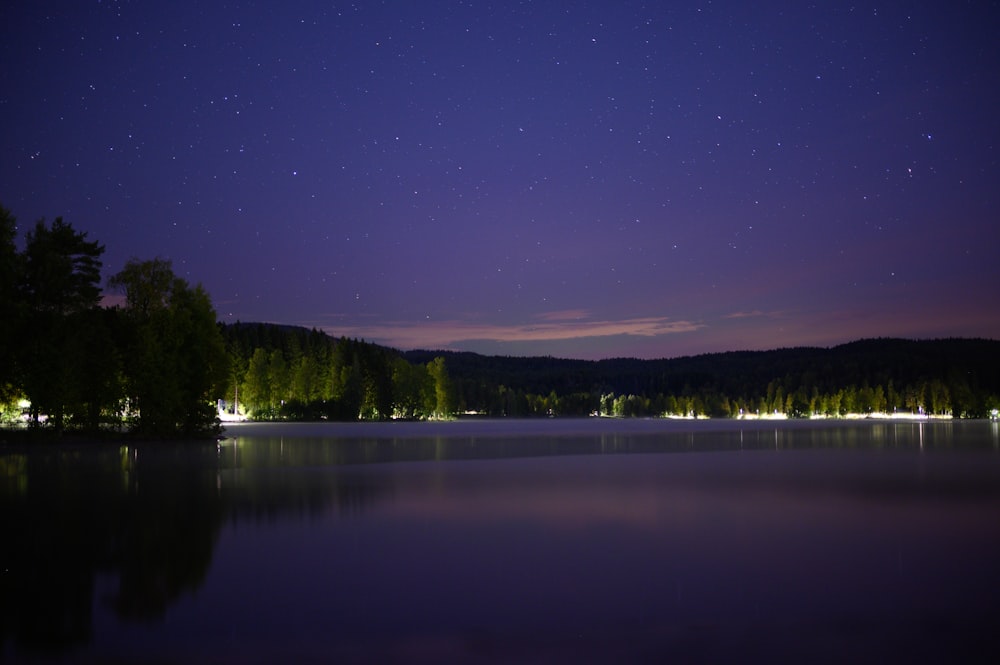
[2,419,999,664]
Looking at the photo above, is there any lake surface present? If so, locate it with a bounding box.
[3,418,1000,664]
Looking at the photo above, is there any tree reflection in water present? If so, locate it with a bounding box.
[1,443,221,650]
[0,437,400,655]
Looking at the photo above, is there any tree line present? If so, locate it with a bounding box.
[0,207,455,434]
[219,323,453,421]
[218,331,1000,421]
[404,338,1000,419]
[3,204,998,435]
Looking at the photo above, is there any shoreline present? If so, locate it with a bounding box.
[1,412,972,448]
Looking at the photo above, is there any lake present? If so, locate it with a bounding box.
[2,418,999,664]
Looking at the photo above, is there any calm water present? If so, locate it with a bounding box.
[2,419,1000,664]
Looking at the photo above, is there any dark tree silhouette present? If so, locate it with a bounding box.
[17,217,105,430]
[109,258,228,436]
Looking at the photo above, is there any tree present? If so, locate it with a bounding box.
[242,347,272,417]
[330,338,363,419]
[168,277,229,432]
[18,217,105,429]
[224,333,249,417]
[0,205,21,404]
[291,354,321,405]
[426,357,454,418]
[62,306,124,430]
[360,344,394,420]
[391,356,428,419]
[267,349,290,411]
[109,258,228,435]
[21,218,103,316]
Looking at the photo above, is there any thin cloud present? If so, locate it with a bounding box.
[724,310,778,319]
[308,315,705,351]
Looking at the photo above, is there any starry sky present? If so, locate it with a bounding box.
[2,1,998,360]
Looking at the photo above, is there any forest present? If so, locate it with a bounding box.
[403,338,1000,419]
[0,206,452,435]
[218,323,453,422]
[0,207,228,436]
[221,328,1000,421]
[2,205,999,437]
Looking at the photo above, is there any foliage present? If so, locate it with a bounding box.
[218,324,453,421]
[0,207,229,437]
[0,206,20,405]
[108,258,228,436]
[16,217,106,431]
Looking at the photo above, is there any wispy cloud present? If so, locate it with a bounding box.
[724,309,780,319]
[302,313,704,351]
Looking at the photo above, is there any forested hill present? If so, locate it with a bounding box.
[217,321,999,420]
[402,338,1000,418]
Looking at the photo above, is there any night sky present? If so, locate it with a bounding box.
[3,1,998,360]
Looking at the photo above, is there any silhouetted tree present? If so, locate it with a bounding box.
[18,217,104,430]
[62,306,124,430]
[109,258,228,435]
[0,205,21,405]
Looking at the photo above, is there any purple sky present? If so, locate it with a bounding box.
[2,1,998,359]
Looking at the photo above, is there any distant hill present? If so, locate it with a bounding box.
[219,323,1000,419]
[402,337,1000,418]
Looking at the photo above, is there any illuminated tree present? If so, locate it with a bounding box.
[291,354,322,404]
[224,335,249,416]
[267,349,290,409]
[426,356,454,418]
[903,384,923,413]
[241,347,272,417]
[927,379,952,416]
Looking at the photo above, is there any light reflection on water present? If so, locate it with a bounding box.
[214,418,984,471]
[2,419,999,664]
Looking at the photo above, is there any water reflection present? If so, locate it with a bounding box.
[217,419,979,473]
[2,419,998,663]
[1,443,223,652]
